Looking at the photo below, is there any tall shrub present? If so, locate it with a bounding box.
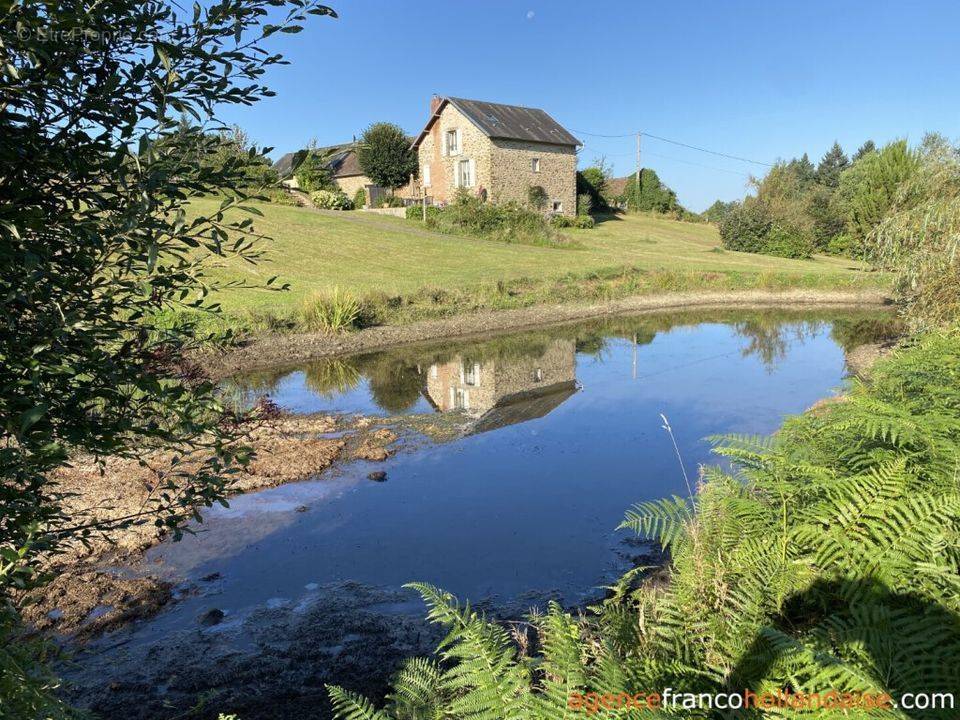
[870,137,960,329]
[719,199,772,253]
[836,139,920,246]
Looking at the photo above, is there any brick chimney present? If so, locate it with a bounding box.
[430,94,443,115]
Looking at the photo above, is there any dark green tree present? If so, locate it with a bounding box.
[0,0,335,711]
[785,153,816,186]
[815,141,849,188]
[577,168,605,210]
[835,139,919,244]
[356,122,417,190]
[852,139,877,161]
[702,199,737,223]
[807,186,846,248]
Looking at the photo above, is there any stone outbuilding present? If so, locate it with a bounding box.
[273,143,373,200]
[410,96,580,216]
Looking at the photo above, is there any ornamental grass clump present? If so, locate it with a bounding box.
[299,287,361,333]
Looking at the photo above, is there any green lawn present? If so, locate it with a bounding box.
[195,199,874,318]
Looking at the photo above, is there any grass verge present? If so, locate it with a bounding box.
[175,199,888,336]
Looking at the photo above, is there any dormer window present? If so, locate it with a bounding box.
[445,129,460,156]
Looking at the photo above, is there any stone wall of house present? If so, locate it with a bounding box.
[425,356,496,415]
[334,174,371,201]
[417,104,492,205]
[489,338,576,400]
[488,139,577,216]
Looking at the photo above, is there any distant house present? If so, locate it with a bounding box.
[604,176,631,208]
[411,96,580,215]
[272,142,373,200]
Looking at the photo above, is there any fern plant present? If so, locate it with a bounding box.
[329,330,960,720]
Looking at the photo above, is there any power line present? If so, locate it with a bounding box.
[580,144,753,178]
[644,151,753,178]
[642,132,775,168]
[573,129,637,139]
[573,128,775,167]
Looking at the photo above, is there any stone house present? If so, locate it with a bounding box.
[410,96,580,216]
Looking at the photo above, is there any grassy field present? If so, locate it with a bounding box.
[187,198,884,330]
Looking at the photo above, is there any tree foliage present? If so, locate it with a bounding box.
[720,139,924,259]
[870,136,960,330]
[577,159,612,212]
[836,139,920,246]
[202,123,279,187]
[0,0,334,711]
[356,122,417,190]
[853,139,877,162]
[624,168,680,214]
[702,199,737,223]
[815,141,850,188]
[295,149,337,192]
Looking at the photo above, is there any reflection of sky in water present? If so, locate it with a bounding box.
[140,312,882,639]
[261,372,434,416]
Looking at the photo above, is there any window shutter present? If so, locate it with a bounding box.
[453,160,459,188]
[468,159,476,188]
[455,129,462,156]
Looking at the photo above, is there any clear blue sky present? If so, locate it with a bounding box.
[223,0,959,212]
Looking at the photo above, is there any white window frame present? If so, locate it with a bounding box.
[451,387,469,410]
[461,361,480,387]
[445,129,461,156]
[456,159,475,188]
[422,162,431,187]
[531,158,540,173]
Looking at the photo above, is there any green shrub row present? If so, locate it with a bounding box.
[551,213,595,229]
[405,190,574,247]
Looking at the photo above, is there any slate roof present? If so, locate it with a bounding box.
[271,143,363,179]
[412,97,580,149]
[470,380,578,435]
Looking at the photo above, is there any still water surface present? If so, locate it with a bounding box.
[142,309,894,628]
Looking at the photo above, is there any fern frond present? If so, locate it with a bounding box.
[327,685,392,720]
[619,496,691,548]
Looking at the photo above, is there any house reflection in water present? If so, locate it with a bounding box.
[423,338,578,433]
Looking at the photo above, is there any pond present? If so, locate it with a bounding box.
[138,307,896,630]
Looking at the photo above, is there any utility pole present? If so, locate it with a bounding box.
[635,131,642,211]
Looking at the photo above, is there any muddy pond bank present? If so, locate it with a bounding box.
[56,307,901,720]
[27,414,405,637]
